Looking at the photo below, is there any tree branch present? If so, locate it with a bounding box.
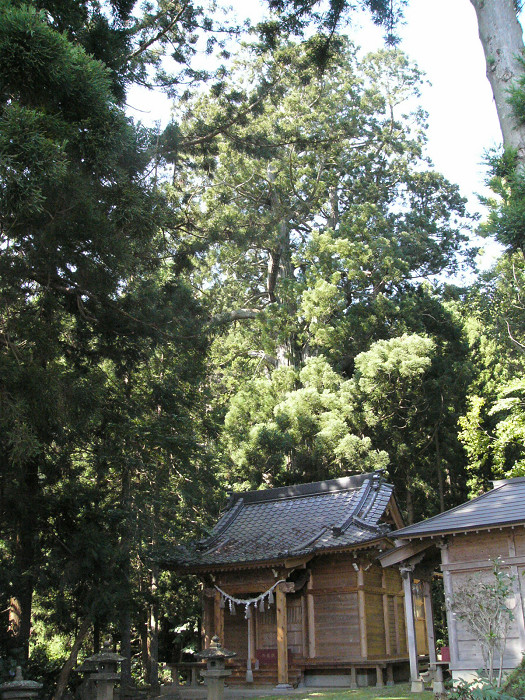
[247,351,278,367]
[506,319,525,354]
[129,4,189,61]
[208,308,260,327]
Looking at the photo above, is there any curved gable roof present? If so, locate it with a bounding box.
[167,472,396,570]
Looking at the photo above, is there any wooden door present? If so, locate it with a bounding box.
[257,604,276,649]
[287,596,304,656]
[255,594,304,656]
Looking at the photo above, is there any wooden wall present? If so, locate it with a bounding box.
[223,607,248,657]
[309,556,360,661]
[202,553,414,664]
[444,528,525,677]
[308,556,408,661]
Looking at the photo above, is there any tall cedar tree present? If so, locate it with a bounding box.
[171,40,473,518]
[0,0,210,671]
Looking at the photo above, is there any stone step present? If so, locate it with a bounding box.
[226,664,302,687]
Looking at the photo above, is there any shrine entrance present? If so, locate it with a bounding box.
[255,592,305,658]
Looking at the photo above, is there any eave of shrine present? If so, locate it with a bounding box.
[161,471,400,574]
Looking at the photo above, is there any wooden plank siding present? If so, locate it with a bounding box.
[224,609,248,657]
[314,592,360,660]
[287,597,304,656]
[307,558,408,662]
[309,556,360,660]
[216,569,277,594]
[257,604,276,650]
[445,529,525,674]
[366,592,386,656]
[203,554,413,670]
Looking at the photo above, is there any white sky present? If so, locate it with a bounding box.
[127,0,523,273]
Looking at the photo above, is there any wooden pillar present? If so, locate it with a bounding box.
[246,615,253,682]
[400,565,420,690]
[386,664,394,686]
[382,572,391,657]
[375,665,384,688]
[276,583,291,688]
[307,573,316,658]
[214,590,224,644]
[439,541,459,667]
[202,588,215,648]
[422,580,437,665]
[393,590,401,654]
[250,609,257,665]
[301,595,307,658]
[508,531,525,653]
[357,566,367,659]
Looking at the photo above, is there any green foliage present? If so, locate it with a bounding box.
[0,0,213,679]
[174,38,474,519]
[261,0,407,49]
[457,253,525,491]
[480,149,525,253]
[222,356,389,488]
[503,655,525,698]
[447,678,516,700]
[26,645,67,699]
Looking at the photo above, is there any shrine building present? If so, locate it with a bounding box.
[163,471,432,688]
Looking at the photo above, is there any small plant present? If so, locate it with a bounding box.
[502,654,525,698]
[447,677,515,699]
[450,559,515,687]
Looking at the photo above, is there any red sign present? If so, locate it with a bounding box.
[256,649,293,665]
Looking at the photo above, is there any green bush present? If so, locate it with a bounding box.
[502,656,525,698]
[26,646,66,700]
[447,678,515,699]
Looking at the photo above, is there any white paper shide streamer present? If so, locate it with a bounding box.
[214,579,286,619]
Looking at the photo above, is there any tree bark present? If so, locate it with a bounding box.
[120,607,132,689]
[435,431,445,513]
[119,460,133,689]
[52,616,92,700]
[93,619,100,654]
[11,458,40,660]
[208,308,259,327]
[147,565,159,693]
[406,481,414,525]
[471,0,525,162]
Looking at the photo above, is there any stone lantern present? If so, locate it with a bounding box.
[194,636,236,700]
[0,667,42,700]
[77,640,124,700]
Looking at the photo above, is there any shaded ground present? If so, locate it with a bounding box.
[172,682,435,699]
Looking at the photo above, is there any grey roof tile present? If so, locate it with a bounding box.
[167,472,394,569]
[393,477,525,540]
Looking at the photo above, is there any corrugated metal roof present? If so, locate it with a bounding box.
[166,472,394,569]
[393,477,525,540]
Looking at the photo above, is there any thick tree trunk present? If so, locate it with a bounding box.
[406,481,414,525]
[147,566,159,693]
[119,462,133,689]
[435,431,445,513]
[11,458,40,660]
[471,0,525,161]
[120,608,132,688]
[93,619,100,654]
[267,166,301,370]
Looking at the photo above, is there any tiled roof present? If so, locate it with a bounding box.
[167,472,395,570]
[393,477,525,540]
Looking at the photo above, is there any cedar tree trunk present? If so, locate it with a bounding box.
[471,0,525,162]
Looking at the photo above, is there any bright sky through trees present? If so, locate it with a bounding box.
[126,0,523,272]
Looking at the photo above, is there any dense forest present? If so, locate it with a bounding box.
[1,0,524,694]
